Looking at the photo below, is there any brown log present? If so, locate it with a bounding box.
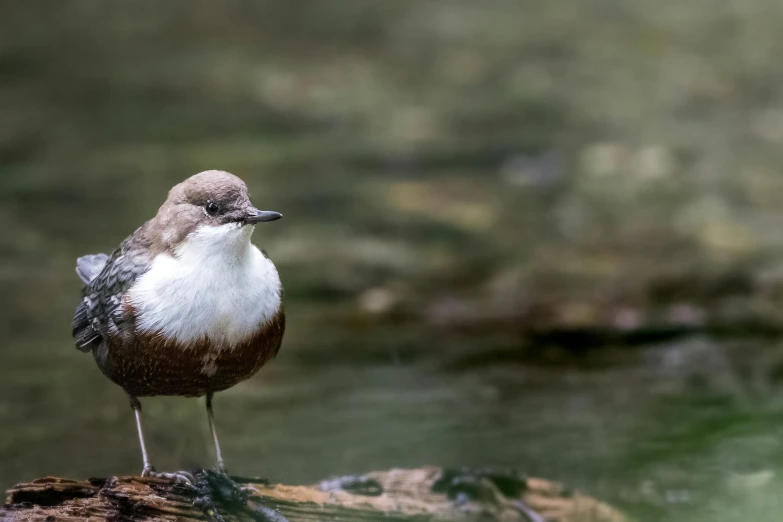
[1,467,627,522]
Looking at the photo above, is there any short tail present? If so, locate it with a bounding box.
[76,253,109,284]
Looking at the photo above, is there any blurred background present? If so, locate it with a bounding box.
[4,1,783,520]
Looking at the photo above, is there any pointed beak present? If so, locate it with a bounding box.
[244,208,283,224]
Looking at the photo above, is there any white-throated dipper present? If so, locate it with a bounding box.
[72,170,285,482]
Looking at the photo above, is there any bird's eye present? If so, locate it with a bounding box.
[205,202,219,216]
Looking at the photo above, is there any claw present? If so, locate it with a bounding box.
[154,471,195,484]
[141,466,195,485]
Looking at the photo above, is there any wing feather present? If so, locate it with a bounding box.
[72,228,153,352]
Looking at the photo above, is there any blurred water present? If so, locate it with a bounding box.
[6,2,783,521]
[4,181,783,522]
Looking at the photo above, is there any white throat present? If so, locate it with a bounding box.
[128,223,282,347]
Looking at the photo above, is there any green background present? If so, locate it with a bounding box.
[4,2,783,520]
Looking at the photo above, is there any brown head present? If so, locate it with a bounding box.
[151,170,282,251]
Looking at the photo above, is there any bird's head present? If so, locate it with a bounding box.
[155,170,282,253]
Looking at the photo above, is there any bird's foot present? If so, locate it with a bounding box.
[141,466,195,485]
[194,469,288,522]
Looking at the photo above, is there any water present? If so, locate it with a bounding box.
[4,254,783,522]
[5,3,783,520]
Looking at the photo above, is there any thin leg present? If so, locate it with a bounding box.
[128,394,194,484]
[129,395,153,473]
[206,392,227,473]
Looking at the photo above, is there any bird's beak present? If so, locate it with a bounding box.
[244,208,283,224]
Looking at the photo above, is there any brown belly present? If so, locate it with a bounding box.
[98,310,285,397]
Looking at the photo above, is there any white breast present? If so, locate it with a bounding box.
[128,223,282,348]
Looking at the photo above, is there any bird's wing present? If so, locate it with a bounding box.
[72,231,153,352]
[72,298,100,351]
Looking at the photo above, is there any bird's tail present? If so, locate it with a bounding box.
[76,253,109,284]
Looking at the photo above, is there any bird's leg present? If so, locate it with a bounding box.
[206,392,228,474]
[128,394,194,484]
[129,395,153,474]
[202,395,279,512]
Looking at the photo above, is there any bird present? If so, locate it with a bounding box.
[72,170,285,482]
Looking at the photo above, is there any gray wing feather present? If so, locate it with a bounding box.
[72,230,152,352]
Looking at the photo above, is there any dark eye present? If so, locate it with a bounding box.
[205,202,219,216]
